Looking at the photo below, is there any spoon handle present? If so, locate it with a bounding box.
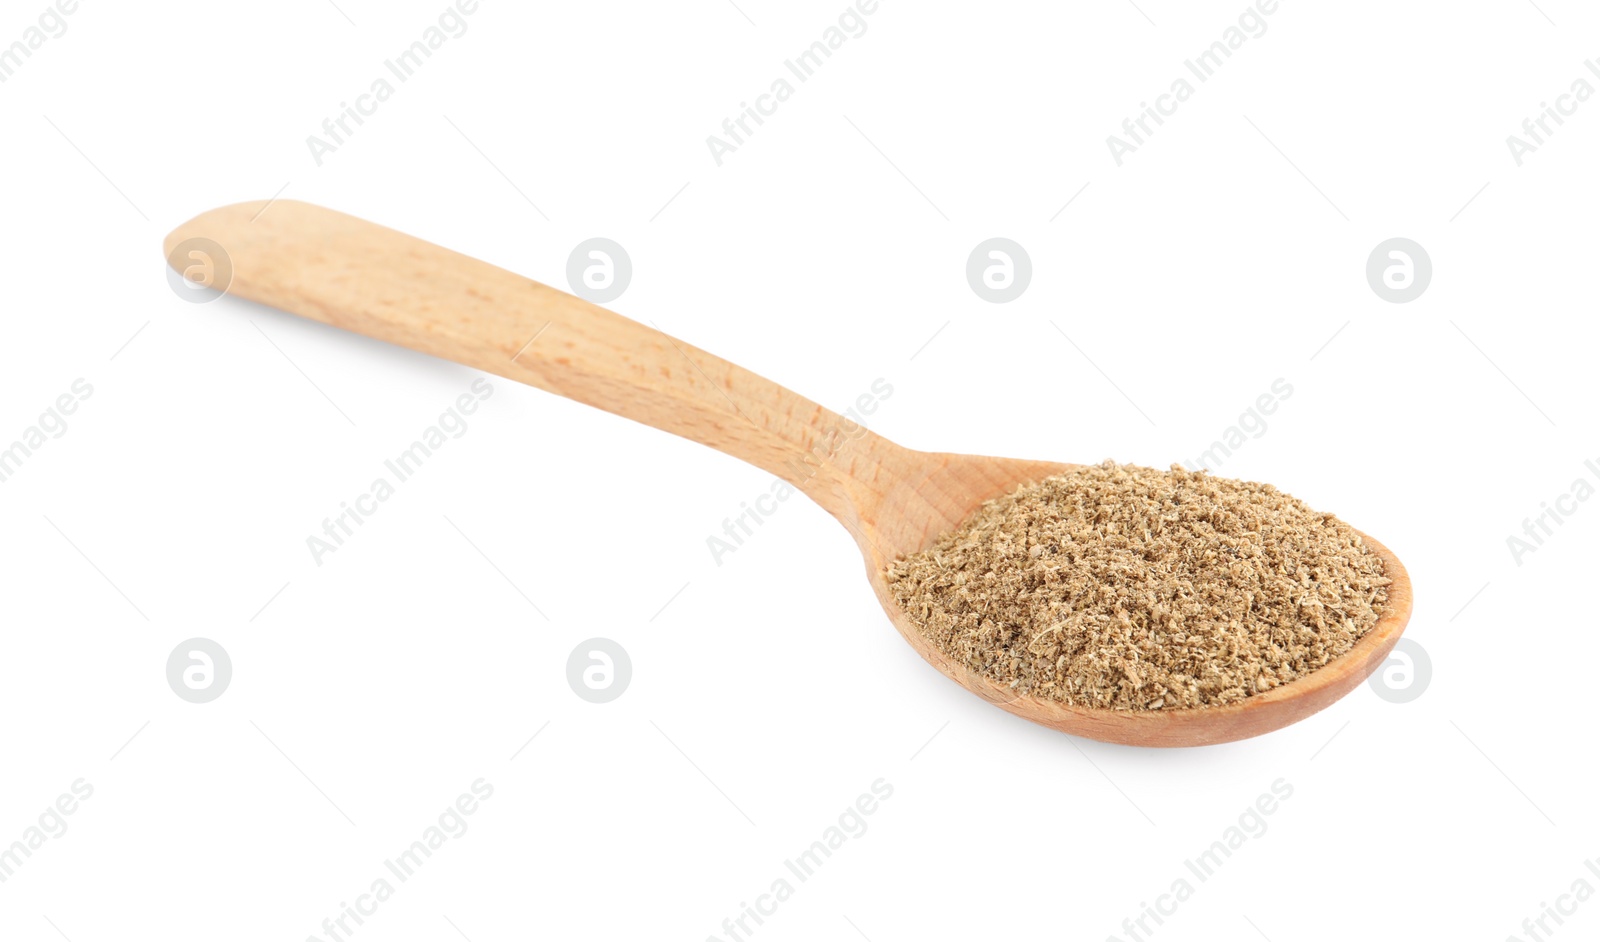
[166,201,887,520]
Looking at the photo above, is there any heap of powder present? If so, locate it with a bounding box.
[884,462,1390,711]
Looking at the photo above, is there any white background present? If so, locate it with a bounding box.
[2,1,1597,939]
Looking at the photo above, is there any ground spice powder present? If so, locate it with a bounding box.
[885,462,1390,711]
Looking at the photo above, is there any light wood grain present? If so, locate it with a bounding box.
[166,200,1415,747]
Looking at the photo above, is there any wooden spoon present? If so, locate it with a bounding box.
[164,200,1413,747]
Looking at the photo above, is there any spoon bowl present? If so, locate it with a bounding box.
[841,450,1412,746]
[165,200,1413,747]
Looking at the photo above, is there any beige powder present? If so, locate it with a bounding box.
[885,462,1390,711]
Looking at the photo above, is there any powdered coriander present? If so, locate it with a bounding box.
[884,462,1390,711]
